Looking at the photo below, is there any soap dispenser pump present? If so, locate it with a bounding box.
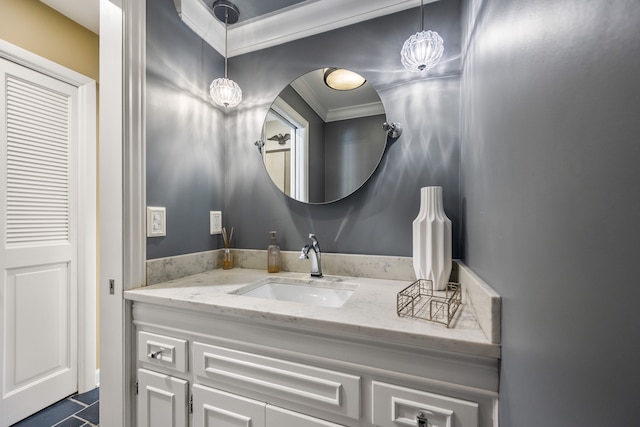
[267,231,281,273]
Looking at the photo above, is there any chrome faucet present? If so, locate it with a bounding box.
[300,233,322,277]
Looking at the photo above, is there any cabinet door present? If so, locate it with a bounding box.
[193,384,266,427]
[266,405,346,427]
[372,381,479,427]
[137,368,189,427]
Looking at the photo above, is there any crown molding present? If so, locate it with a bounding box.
[290,76,328,120]
[326,101,385,122]
[290,77,384,122]
[174,0,433,57]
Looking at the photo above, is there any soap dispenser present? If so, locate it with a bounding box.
[267,231,281,273]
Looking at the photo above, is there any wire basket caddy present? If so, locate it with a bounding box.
[396,279,462,327]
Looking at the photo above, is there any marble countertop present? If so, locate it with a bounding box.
[124,268,500,359]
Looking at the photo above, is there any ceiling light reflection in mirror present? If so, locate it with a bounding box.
[323,68,366,91]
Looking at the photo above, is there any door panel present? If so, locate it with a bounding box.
[193,384,266,427]
[0,57,78,426]
[137,369,189,427]
[5,264,71,390]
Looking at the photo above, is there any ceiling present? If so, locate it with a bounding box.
[41,0,431,57]
[40,0,99,34]
[178,0,431,57]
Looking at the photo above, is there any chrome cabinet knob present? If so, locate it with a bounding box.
[148,349,164,359]
[417,412,429,427]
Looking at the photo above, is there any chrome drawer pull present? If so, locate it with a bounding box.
[417,412,429,427]
[148,349,164,359]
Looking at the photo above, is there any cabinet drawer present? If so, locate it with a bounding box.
[266,405,346,427]
[372,381,479,427]
[193,342,360,420]
[192,384,266,427]
[137,331,188,373]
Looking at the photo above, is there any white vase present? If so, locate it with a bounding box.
[412,186,452,291]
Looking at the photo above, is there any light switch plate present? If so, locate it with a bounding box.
[147,207,166,237]
[210,211,222,234]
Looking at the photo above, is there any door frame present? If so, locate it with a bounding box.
[0,40,97,393]
[271,97,310,202]
[99,0,147,425]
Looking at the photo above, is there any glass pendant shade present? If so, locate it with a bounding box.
[401,30,444,72]
[210,77,242,108]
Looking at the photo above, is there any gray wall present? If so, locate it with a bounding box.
[461,0,640,425]
[146,0,463,258]
[224,0,462,255]
[146,0,225,259]
[324,114,387,202]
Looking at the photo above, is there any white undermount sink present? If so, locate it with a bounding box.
[232,277,358,308]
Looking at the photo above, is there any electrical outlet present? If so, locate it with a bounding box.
[210,211,222,234]
[146,207,166,237]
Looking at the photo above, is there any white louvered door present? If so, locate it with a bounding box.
[0,57,78,426]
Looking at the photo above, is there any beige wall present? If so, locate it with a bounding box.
[1,0,100,367]
[0,0,98,81]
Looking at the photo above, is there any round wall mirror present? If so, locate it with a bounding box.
[260,68,388,204]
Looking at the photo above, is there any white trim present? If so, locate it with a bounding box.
[98,1,125,426]
[123,0,147,288]
[290,78,385,123]
[124,1,147,426]
[271,97,309,137]
[76,74,98,395]
[272,97,309,202]
[0,39,94,87]
[0,40,97,394]
[174,0,437,57]
[99,0,146,423]
[326,101,386,122]
[289,77,329,121]
[99,0,147,424]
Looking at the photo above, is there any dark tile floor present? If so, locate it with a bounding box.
[11,388,99,427]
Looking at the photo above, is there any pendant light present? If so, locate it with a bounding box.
[209,0,242,108]
[400,0,444,72]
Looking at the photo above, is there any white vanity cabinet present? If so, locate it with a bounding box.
[132,301,498,427]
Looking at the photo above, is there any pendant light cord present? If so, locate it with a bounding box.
[224,10,229,78]
[420,0,424,32]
